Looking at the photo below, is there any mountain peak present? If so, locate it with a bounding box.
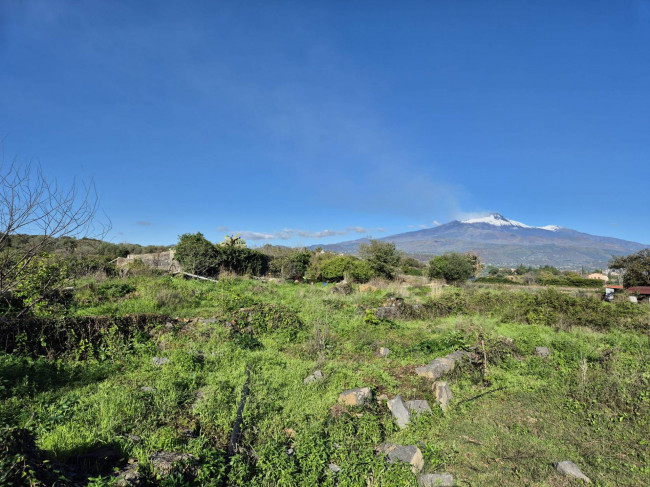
[460,213,561,231]
[461,213,531,228]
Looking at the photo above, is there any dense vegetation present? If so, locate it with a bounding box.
[1,270,649,486]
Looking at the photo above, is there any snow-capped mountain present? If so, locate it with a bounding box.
[314,213,648,269]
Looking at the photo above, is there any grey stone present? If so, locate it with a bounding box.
[328,463,341,474]
[556,460,591,483]
[126,434,141,443]
[415,357,455,380]
[338,387,372,406]
[378,347,391,358]
[419,473,455,487]
[387,395,411,429]
[152,357,170,366]
[200,318,217,324]
[304,370,324,384]
[150,452,198,476]
[116,462,141,486]
[378,443,424,473]
[140,386,156,393]
[405,399,432,415]
[535,347,550,358]
[446,350,472,362]
[433,382,453,411]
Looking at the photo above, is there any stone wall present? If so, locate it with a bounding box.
[116,250,181,273]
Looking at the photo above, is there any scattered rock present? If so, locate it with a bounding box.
[328,463,341,474]
[338,387,372,406]
[200,318,217,324]
[378,347,391,358]
[126,435,141,443]
[415,357,455,380]
[419,472,454,486]
[116,462,141,486]
[152,357,170,367]
[150,452,198,476]
[555,460,591,483]
[304,370,325,384]
[283,428,297,438]
[286,448,294,456]
[378,443,424,473]
[535,347,551,358]
[377,393,389,402]
[445,350,473,362]
[433,382,453,411]
[387,395,411,429]
[331,281,354,295]
[405,399,432,415]
[140,386,156,393]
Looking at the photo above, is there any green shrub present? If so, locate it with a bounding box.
[232,303,304,336]
[320,256,372,283]
[97,282,136,300]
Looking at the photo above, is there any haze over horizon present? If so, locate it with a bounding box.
[2,1,649,247]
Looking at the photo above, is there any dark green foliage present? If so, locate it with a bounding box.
[409,331,468,355]
[175,233,220,275]
[609,249,650,287]
[320,256,372,283]
[96,282,135,300]
[232,303,304,336]
[537,274,604,288]
[428,252,478,284]
[358,240,402,279]
[0,425,64,485]
[175,233,269,277]
[266,248,312,280]
[475,277,516,284]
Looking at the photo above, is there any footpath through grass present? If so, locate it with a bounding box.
[1,276,649,486]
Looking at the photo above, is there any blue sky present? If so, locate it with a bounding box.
[2,0,649,246]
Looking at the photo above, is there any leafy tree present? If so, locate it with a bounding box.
[320,255,372,282]
[358,240,401,279]
[609,249,650,287]
[428,252,479,284]
[174,232,218,275]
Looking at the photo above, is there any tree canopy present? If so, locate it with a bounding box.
[609,249,650,287]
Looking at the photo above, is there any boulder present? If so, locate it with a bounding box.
[445,350,473,362]
[328,463,341,474]
[415,357,455,380]
[405,399,432,415]
[150,452,198,476]
[304,370,324,384]
[378,347,391,358]
[419,473,455,486]
[433,382,453,411]
[152,357,170,366]
[555,460,591,483]
[378,443,424,473]
[140,386,156,393]
[338,387,372,406]
[116,462,141,486]
[535,347,551,358]
[387,395,411,429]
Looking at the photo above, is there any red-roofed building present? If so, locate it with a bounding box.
[626,286,650,303]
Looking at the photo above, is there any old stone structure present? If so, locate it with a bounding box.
[115,250,181,273]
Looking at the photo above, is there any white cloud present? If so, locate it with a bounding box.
[376,227,385,233]
[433,220,441,226]
[237,225,372,241]
[419,224,427,229]
[217,226,229,232]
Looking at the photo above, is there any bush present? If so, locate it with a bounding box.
[320,256,372,283]
[358,240,401,280]
[428,252,478,284]
[232,303,304,337]
[97,282,136,300]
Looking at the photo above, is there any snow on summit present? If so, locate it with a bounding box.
[461,213,560,231]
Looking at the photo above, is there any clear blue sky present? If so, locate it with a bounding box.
[2,1,649,246]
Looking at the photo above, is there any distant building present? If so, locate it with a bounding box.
[115,250,181,273]
[588,272,608,282]
[626,286,650,302]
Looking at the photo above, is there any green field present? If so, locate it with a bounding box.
[1,276,649,486]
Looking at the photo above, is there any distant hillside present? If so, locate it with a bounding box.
[313,214,648,269]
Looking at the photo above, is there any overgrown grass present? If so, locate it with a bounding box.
[1,276,649,485]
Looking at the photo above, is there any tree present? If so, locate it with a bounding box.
[1,157,105,315]
[428,252,479,284]
[609,249,650,287]
[358,240,402,279]
[174,232,218,275]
